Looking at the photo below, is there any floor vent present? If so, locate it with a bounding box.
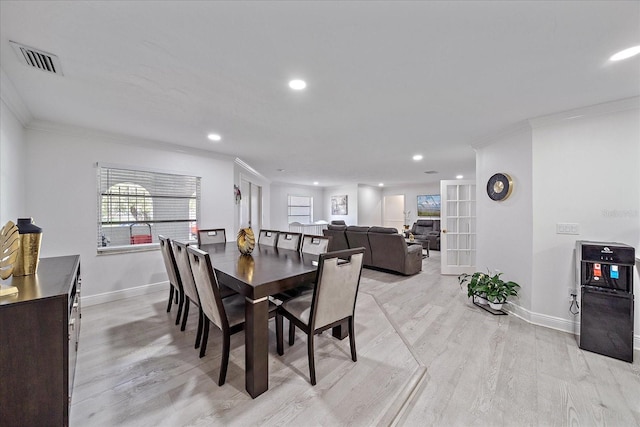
[10,41,63,75]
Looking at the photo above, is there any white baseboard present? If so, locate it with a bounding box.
[504,301,640,351]
[82,281,167,307]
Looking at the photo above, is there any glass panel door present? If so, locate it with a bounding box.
[440,180,476,275]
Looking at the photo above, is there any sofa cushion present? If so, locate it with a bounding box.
[369,226,398,234]
[327,224,347,231]
[346,226,370,233]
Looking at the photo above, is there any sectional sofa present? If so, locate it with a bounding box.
[323,225,422,275]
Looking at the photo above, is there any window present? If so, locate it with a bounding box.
[288,195,312,224]
[98,166,200,251]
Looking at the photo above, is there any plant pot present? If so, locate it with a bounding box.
[489,301,503,310]
[473,294,488,305]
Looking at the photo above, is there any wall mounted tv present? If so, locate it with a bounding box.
[417,194,441,217]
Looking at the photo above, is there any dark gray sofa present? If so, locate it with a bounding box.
[323,225,422,275]
[323,224,349,251]
[407,219,441,250]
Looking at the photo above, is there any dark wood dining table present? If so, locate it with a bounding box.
[199,242,319,398]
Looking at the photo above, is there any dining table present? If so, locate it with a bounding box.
[199,241,325,398]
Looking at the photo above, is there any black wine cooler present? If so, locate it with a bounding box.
[576,241,635,362]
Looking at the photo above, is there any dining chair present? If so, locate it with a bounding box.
[198,228,226,245]
[301,234,330,255]
[158,235,184,326]
[187,245,276,386]
[172,240,207,348]
[275,247,365,385]
[276,231,302,251]
[258,229,279,246]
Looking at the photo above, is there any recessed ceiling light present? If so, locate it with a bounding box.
[412,154,423,161]
[207,133,221,141]
[313,181,319,185]
[456,175,464,179]
[378,183,384,187]
[610,45,640,61]
[289,79,307,90]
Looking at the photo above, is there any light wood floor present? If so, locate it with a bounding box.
[71,253,640,426]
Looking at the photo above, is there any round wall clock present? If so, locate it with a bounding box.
[486,173,513,201]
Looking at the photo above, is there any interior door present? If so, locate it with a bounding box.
[240,177,262,231]
[383,194,404,230]
[440,180,476,275]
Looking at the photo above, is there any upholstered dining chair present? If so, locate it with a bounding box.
[276,232,302,251]
[198,228,226,245]
[159,235,184,326]
[301,234,330,255]
[187,246,276,386]
[276,247,365,385]
[258,229,279,246]
[172,240,224,350]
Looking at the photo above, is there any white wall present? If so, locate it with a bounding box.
[382,182,441,226]
[476,98,640,347]
[0,99,26,223]
[475,124,533,313]
[357,184,382,226]
[531,100,640,338]
[324,184,358,225]
[24,122,236,300]
[270,182,326,231]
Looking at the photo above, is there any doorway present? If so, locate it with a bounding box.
[240,177,262,231]
[383,194,405,230]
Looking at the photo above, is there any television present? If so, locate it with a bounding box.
[417,194,441,217]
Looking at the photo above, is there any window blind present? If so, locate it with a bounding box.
[97,166,200,251]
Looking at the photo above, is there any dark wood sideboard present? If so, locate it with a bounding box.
[0,255,81,427]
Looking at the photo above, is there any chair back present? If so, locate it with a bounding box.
[187,246,228,330]
[277,232,302,251]
[301,235,330,255]
[310,248,365,330]
[159,235,180,289]
[198,228,226,245]
[258,229,279,246]
[172,240,199,304]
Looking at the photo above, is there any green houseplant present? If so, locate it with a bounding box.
[458,271,520,310]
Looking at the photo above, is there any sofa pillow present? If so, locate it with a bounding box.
[369,226,398,234]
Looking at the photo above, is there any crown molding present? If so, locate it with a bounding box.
[0,67,33,126]
[528,96,640,129]
[471,120,532,149]
[25,119,235,162]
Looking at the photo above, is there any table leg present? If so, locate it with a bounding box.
[245,296,269,398]
[332,321,348,340]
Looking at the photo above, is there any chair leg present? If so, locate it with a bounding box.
[219,331,230,386]
[276,312,284,356]
[175,288,185,326]
[195,308,204,349]
[348,317,357,362]
[174,289,179,304]
[289,319,296,346]
[180,299,190,331]
[308,333,316,386]
[166,286,174,312]
[199,318,210,358]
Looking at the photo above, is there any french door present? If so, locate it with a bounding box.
[440,180,476,275]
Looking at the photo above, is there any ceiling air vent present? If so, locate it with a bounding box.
[10,41,63,75]
[424,170,438,174]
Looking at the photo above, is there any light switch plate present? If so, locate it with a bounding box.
[556,223,580,235]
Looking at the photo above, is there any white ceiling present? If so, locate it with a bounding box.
[1,1,639,187]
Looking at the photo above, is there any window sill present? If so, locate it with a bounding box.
[97,243,160,255]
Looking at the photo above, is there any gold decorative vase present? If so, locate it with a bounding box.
[13,218,42,276]
[236,227,255,255]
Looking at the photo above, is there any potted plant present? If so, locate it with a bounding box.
[458,270,520,310]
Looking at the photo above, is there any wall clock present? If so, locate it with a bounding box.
[486,173,513,201]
